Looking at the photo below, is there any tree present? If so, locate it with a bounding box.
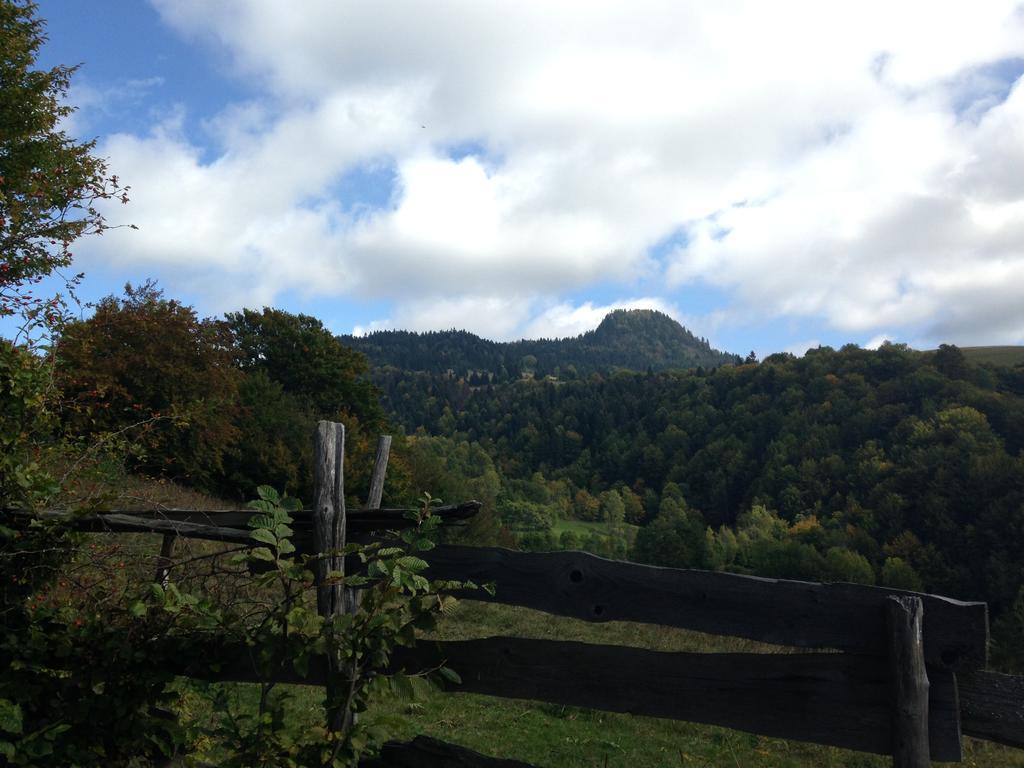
[881,556,923,592]
[0,0,129,333]
[633,497,711,569]
[55,283,240,487]
[226,307,383,425]
[823,547,875,585]
[1,0,129,508]
[600,488,625,525]
[219,369,311,498]
[572,488,601,521]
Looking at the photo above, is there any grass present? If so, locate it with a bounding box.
[958,346,1024,367]
[550,517,639,537]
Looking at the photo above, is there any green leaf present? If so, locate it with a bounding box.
[0,740,14,760]
[257,485,280,503]
[129,601,147,618]
[391,673,415,701]
[438,666,461,685]
[0,699,22,735]
[410,574,430,591]
[274,523,294,539]
[249,512,275,529]
[250,528,278,546]
[277,539,296,555]
[397,555,428,572]
[250,547,276,562]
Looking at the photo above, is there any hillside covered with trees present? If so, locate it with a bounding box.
[341,308,741,381]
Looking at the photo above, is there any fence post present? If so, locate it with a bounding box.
[154,533,175,587]
[367,435,392,510]
[313,420,347,734]
[344,435,391,617]
[887,595,930,768]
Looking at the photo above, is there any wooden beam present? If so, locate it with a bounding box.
[422,545,988,670]
[57,512,253,544]
[958,669,1024,749]
[3,501,482,539]
[887,596,933,767]
[388,637,962,761]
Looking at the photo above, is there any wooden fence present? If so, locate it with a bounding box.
[9,421,1024,767]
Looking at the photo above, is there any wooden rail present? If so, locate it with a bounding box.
[3,502,482,542]
[421,545,988,671]
[391,637,962,760]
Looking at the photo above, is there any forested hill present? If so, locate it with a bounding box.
[378,343,1024,614]
[340,309,740,379]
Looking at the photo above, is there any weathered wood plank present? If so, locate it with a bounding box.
[367,435,392,510]
[3,501,482,537]
[182,636,961,760]
[388,637,962,760]
[38,512,255,543]
[422,545,988,670]
[887,596,934,767]
[959,669,1024,749]
[360,736,538,767]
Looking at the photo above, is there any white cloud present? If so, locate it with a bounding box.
[518,298,683,340]
[784,340,823,358]
[353,296,686,342]
[864,334,894,350]
[358,295,535,341]
[74,0,1024,346]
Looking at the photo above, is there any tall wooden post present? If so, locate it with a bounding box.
[887,595,931,768]
[313,420,348,738]
[313,421,346,618]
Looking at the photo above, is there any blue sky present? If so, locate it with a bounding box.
[14,1,1024,357]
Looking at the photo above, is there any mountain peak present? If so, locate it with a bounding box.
[591,308,690,340]
[341,308,739,377]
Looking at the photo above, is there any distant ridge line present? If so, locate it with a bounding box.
[340,308,740,376]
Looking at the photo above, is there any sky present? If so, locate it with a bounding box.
[23,0,1024,357]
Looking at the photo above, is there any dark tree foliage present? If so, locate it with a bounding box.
[223,307,387,501]
[633,497,711,569]
[0,0,129,327]
[227,307,383,422]
[342,308,740,382]
[54,283,240,487]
